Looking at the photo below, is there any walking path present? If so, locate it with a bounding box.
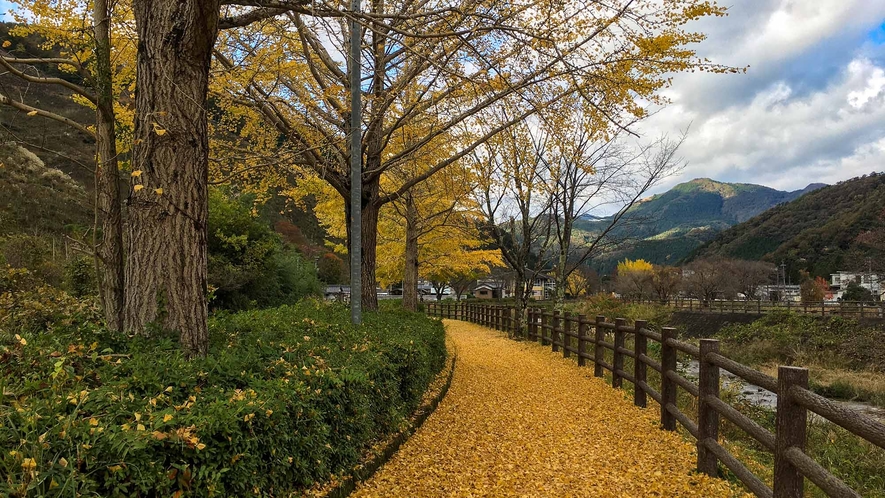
[352,320,745,497]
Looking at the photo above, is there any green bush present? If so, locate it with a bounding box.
[63,256,97,297]
[0,300,446,496]
[208,189,320,310]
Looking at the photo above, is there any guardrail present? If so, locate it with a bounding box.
[425,301,885,498]
[622,298,885,318]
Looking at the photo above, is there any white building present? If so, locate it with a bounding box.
[755,284,802,302]
[830,271,882,300]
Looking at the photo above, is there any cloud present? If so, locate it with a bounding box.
[634,0,885,194]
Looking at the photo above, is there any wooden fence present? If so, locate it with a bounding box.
[622,298,885,318]
[425,301,885,498]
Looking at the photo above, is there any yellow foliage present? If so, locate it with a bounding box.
[618,258,654,274]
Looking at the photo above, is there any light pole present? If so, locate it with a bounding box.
[349,0,362,325]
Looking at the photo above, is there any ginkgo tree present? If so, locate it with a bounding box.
[210,0,740,311]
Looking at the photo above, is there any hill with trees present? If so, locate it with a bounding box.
[575,178,824,272]
[686,173,885,281]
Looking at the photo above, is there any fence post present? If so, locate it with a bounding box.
[613,318,626,388]
[563,313,572,358]
[861,301,865,319]
[577,315,588,367]
[774,366,808,498]
[697,339,720,476]
[552,310,561,353]
[660,327,677,431]
[529,308,536,340]
[540,311,548,346]
[634,319,648,408]
[594,315,605,378]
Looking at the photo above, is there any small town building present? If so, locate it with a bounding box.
[830,271,882,300]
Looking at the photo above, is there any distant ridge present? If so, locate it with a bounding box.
[685,173,885,279]
[576,178,826,272]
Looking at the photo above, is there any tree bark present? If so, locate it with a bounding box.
[126,0,219,357]
[93,0,124,332]
[361,199,380,311]
[402,194,419,311]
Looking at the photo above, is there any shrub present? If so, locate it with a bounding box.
[64,256,97,297]
[0,301,446,496]
[208,189,321,310]
[0,267,102,334]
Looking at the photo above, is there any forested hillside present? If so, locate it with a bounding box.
[687,173,885,280]
[577,178,823,272]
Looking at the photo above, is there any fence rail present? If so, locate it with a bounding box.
[621,298,885,318]
[425,301,885,498]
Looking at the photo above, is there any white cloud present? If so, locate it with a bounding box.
[631,1,885,196]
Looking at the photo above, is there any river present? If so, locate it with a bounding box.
[683,360,885,423]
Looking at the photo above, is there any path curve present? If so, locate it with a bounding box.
[352,320,743,497]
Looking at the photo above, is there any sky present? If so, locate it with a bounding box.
[633,0,885,195]
[2,1,883,195]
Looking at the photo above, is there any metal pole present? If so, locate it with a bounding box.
[349,1,362,325]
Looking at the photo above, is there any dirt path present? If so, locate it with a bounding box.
[352,320,744,497]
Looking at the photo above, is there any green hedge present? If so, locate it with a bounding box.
[0,299,446,496]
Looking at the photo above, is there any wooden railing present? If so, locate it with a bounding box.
[622,298,885,318]
[425,302,885,498]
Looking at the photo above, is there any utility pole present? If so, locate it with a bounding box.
[349,0,362,325]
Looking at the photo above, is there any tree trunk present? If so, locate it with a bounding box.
[93,0,124,332]
[402,195,419,311]
[361,198,380,311]
[126,0,219,357]
[513,272,530,337]
[555,248,568,308]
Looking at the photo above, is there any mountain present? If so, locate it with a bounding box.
[686,173,885,281]
[576,178,825,272]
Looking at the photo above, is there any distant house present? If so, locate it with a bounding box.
[474,282,504,299]
[529,273,556,300]
[830,271,882,300]
[473,270,556,300]
[755,284,802,302]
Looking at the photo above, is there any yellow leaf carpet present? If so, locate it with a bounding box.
[352,320,745,497]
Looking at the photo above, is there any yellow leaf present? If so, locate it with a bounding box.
[155,188,163,195]
[58,457,68,468]
[133,184,144,192]
[152,431,167,441]
[196,443,206,451]
[131,170,143,177]
[21,458,37,470]
[152,122,167,136]
[89,418,99,426]
[163,414,173,422]
[27,110,38,116]
[136,423,145,431]
[2,40,10,48]
[134,412,142,422]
